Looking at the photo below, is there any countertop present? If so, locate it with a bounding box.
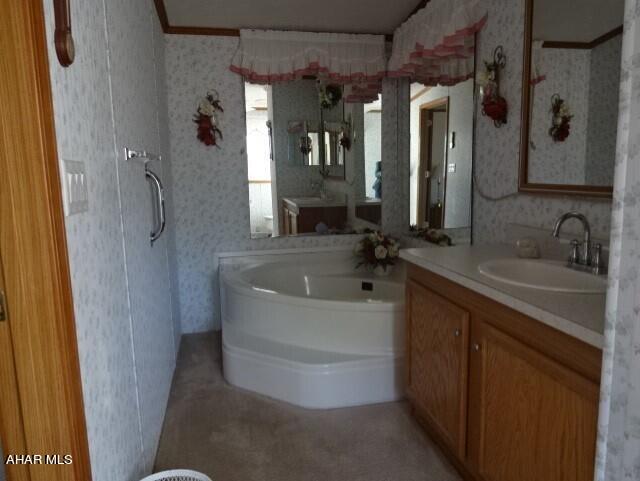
[400,244,605,348]
[356,198,382,206]
[283,196,347,209]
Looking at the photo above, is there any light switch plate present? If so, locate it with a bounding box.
[62,160,88,216]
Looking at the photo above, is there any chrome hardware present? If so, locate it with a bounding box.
[0,289,6,321]
[552,211,610,276]
[454,329,461,337]
[473,343,481,352]
[591,243,608,275]
[146,166,166,246]
[569,239,581,265]
[124,147,161,163]
[124,147,166,246]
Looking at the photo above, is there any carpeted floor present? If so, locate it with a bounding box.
[154,332,461,481]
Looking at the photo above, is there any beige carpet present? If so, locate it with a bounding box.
[154,332,461,481]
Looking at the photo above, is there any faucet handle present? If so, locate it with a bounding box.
[568,239,580,265]
[592,243,607,275]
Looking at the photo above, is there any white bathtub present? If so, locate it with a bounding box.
[220,250,405,409]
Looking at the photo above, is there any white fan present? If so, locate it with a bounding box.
[140,469,212,481]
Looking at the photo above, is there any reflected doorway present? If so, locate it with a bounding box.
[417,97,449,229]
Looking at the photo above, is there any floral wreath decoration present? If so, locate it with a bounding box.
[477,46,508,127]
[549,94,572,142]
[194,90,224,146]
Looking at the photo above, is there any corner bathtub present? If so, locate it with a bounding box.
[220,251,405,409]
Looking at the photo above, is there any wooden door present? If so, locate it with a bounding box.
[406,280,469,456]
[467,318,599,481]
[0,0,92,479]
[0,262,29,481]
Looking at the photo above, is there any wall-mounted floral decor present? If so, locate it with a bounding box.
[193,90,223,146]
[549,94,572,142]
[477,46,508,127]
[317,82,342,109]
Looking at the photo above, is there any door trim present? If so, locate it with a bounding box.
[0,1,92,480]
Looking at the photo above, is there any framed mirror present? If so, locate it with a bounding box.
[519,0,623,197]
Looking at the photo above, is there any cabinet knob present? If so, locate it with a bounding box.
[454,329,461,337]
[473,343,481,352]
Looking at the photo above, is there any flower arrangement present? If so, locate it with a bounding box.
[477,46,507,127]
[354,231,400,275]
[549,94,572,142]
[317,82,342,109]
[409,226,453,246]
[194,90,223,146]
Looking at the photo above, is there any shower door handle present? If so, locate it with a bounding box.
[145,166,165,245]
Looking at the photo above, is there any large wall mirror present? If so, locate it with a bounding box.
[408,78,475,237]
[519,0,623,197]
[244,79,382,238]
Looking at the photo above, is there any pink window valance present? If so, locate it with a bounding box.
[388,0,487,86]
[230,29,387,102]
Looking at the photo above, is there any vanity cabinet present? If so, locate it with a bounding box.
[467,318,599,481]
[406,264,601,481]
[406,280,469,456]
[281,200,347,235]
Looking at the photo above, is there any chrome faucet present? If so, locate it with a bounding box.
[552,212,606,274]
[310,179,328,199]
[552,212,591,265]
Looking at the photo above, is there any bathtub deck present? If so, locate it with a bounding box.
[154,332,461,481]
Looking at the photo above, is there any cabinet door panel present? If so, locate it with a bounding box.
[468,319,599,481]
[406,280,469,456]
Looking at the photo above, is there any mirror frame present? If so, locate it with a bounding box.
[518,0,614,198]
[320,97,347,181]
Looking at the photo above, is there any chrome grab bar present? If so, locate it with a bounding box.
[124,147,166,246]
[125,147,161,163]
[145,166,165,246]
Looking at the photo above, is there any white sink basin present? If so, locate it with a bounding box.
[478,259,607,294]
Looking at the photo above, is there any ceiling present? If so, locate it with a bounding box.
[533,0,624,42]
[163,0,420,35]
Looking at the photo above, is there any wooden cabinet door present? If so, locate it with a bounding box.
[467,318,599,481]
[406,280,470,456]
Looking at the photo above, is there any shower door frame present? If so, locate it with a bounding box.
[0,0,92,480]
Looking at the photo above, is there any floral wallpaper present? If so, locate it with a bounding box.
[528,48,591,185]
[586,36,622,187]
[472,0,614,244]
[526,37,621,187]
[381,78,411,235]
[104,0,177,470]
[595,0,640,478]
[42,0,177,480]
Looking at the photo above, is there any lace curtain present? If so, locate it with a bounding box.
[230,29,386,102]
[388,0,487,86]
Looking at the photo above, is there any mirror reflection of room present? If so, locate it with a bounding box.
[525,0,623,187]
[409,79,474,234]
[245,79,382,239]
